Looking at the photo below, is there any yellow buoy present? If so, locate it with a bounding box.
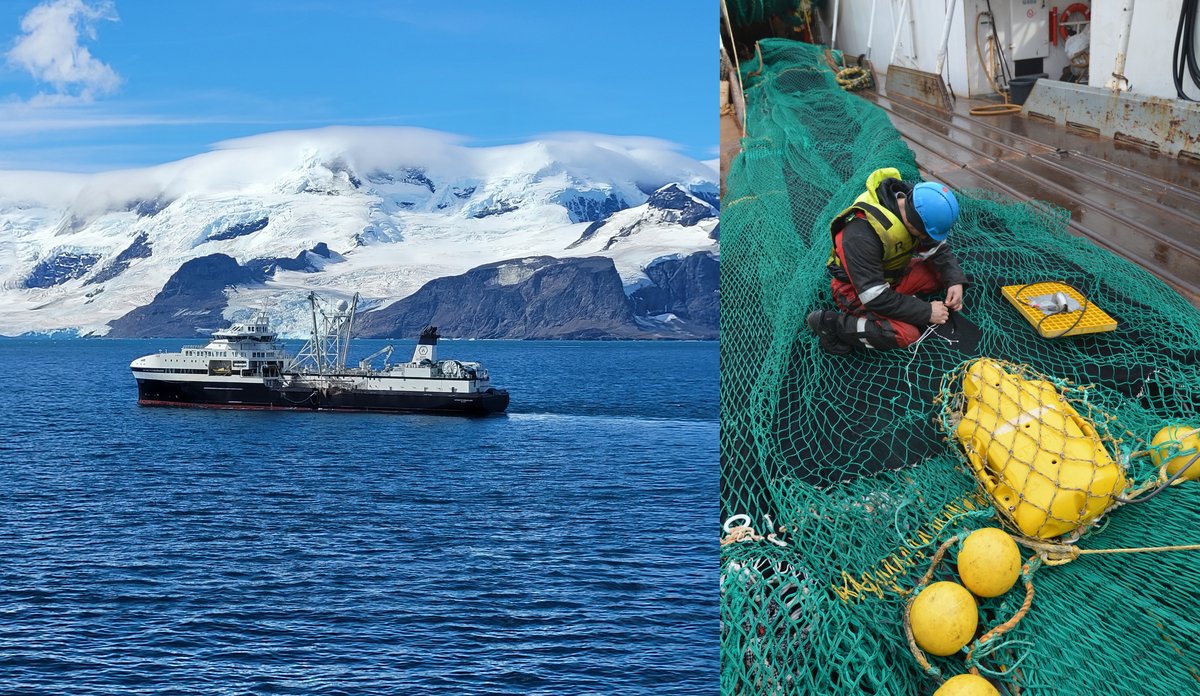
[954,358,1126,538]
[934,673,1001,696]
[1150,425,1200,481]
[910,581,978,656]
[958,528,1021,598]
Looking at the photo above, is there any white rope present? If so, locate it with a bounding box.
[904,323,957,387]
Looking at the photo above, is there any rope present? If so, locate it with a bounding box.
[1118,450,1200,504]
[902,533,1038,685]
[1012,536,1200,565]
[1008,280,1092,338]
[901,534,968,682]
[720,525,765,545]
[904,323,956,388]
[749,42,764,79]
[971,12,1023,116]
[903,521,1200,685]
[836,66,872,91]
[720,517,788,547]
[903,596,944,681]
[966,561,1036,672]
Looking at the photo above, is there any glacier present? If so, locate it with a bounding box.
[0,126,718,337]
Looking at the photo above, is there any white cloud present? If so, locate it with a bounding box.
[5,0,121,102]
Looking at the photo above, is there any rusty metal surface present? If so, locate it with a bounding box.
[881,65,953,113]
[862,82,1200,307]
[1022,81,1200,159]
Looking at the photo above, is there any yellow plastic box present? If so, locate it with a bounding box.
[1000,282,1117,338]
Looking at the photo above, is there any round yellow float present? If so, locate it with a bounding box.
[957,528,1021,598]
[934,673,1001,696]
[910,581,978,656]
[1150,425,1200,480]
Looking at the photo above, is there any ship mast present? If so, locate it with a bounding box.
[310,293,322,373]
[338,294,358,370]
[291,292,360,373]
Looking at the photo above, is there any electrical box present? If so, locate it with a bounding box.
[1010,0,1050,60]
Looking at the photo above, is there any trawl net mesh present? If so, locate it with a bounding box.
[720,39,1200,694]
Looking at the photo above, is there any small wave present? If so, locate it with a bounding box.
[504,411,717,427]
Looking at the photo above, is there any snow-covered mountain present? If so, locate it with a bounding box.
[0,127,719,338]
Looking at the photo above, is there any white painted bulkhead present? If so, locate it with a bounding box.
[825,1,1196,102]
[1090,1,1200,101]
[832,0,972,95]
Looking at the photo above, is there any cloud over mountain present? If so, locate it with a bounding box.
[0,127,719,338]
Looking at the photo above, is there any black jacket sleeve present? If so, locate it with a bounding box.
[839,219,932,326]
[920,243,969,289]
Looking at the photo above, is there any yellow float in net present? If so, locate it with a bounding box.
[941,358,1127,539]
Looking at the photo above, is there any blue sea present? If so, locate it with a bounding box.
[0,339,717,695]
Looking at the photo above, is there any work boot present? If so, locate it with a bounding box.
[806,310,854,356]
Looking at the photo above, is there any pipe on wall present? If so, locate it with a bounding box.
[1105,0,1137,91]
[934,0,959,76]
[890,0,912,67]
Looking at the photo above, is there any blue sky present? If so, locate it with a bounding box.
[0,1,714,172]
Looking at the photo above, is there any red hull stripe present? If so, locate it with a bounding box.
[138,399,306,411]
[136,399,489,413]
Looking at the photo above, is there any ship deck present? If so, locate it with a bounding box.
[720,70,1200,308]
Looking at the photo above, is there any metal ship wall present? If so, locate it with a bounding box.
[130,294,509,415]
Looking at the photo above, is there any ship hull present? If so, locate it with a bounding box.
[135,378,510,415]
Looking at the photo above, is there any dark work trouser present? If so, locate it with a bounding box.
[828,259,942,350]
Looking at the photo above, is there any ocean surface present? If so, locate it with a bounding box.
[0,338,717,695]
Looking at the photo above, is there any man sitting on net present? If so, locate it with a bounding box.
[807,167,968,355]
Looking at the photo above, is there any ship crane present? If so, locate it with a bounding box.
[358,345,394,370]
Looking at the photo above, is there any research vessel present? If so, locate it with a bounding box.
[130,293,509,415]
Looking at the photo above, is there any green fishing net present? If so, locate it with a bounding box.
[720,39,1200,695]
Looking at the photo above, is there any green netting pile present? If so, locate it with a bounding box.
[720,39,1200,695]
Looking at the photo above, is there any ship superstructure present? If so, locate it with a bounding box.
[130,293,509,415]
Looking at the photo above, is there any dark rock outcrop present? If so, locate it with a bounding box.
[356,252,720,340]
[629,252,720,338]
[557,191,626,223]
[690,187,720,211]
[356,256,643,339]
[566,219,609,249]
[471,201,519,218]
[402,168,435,192]
[103,249,718,339]
[646,184,715,226]
[106,254,265,337]
[85,232,153,285]
[327,158,362,188]
[568,184,718,249]
[25,253,101,288]
[247,242,343,276]
[130,198,170,217]
[208,217,269,242]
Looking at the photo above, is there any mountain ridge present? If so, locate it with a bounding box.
[0,127,719,338]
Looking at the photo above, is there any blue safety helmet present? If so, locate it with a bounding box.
[910,182,960,242]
